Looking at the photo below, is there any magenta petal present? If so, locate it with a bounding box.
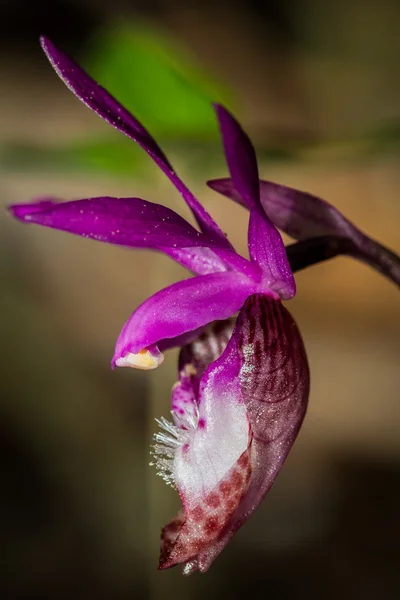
[214,107,295,296]
[10,198,58,218]
[9,196,225,250]
[40,36,230,246]
[10,198,254,276]
[10,197,232,275]
[112,271,256,367]
[214,104,260,208]
[41,33,170,168]
[208,177,400,286]
[248,211,296,299]
[208,177,354,237]
[260,180,364,241]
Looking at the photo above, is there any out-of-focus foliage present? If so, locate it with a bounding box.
[1,22,236,178]
[84,22,233,139]
[1,10,399,180]
[3,119,399,181]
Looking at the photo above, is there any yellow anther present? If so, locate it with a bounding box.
[115,348,164,370]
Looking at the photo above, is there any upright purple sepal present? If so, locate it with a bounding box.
[40,37,230,245]
[214,104,260,208]
[214,106,295,297]
[40,37,171,166]
[248,210,296,299]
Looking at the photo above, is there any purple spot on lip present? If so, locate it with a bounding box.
[198,418,206,429]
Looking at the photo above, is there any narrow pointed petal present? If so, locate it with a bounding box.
[248,210,296,299]
[159,294,309,573]
[208,177,362,239]
[10,195,225,249]
[113,271,256,368]
[214,106,295,295]
[10,197,258,277]
[40,36,230,246]
[214,104,260,208]
[208,178,400,287]
[11,198,58,219]
[10,197,234,276]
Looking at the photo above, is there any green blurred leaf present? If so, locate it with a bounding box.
[67,136,150,176]
[0,136,149,177]
[83,22,233,140]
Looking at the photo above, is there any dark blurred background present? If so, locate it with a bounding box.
[1,1,399,598]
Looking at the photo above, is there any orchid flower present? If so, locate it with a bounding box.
[9,37,400,574]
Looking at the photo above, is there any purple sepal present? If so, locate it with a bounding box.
[9,197,238,276]
[214,104,260,208]
[248,210,296,299]
[11,199,58,219]
[40,36,230,245]
[208,177,400,287]
[10,196,228,248]
[214,106,295,297]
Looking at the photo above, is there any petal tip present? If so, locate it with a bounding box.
[212,102,228,115]
[213,103,233,129]
[8,199,58,223]
[8,204,31,222]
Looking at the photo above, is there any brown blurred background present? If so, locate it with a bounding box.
[1,1,399,598]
